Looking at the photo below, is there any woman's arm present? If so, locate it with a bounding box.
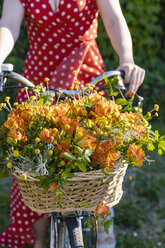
[0,0,24,66]
[96,0,145,95]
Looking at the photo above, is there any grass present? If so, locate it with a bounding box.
[0,123,165,247]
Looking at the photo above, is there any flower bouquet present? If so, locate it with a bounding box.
[0,75,165,219]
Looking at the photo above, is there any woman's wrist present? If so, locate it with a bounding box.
[119,55,134,65]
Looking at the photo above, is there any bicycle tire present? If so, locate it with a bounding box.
[65,215,84,248]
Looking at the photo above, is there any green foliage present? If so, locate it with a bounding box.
[97,0,165,121]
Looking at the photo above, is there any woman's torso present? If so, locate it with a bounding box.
[18,0,105,101]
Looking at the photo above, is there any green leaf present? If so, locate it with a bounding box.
[115,98,128,105]
[147,143,155,151]
[77,162,87,172]
[56,189,63,199]
[154,130,159,141]
[87,218,92,228]
[63,152,76,161]
[158,141,165,151]
[82,203,89,207]
[0,169,9,179]
[104,220,112,235]
[84,156,91,163]
[75,146,83,155]
[58,201,63,208]
[0,148,3,157]
[101,177,104,184]
[84,149,95,157]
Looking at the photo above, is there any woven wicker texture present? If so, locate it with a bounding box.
[12,165,128,213]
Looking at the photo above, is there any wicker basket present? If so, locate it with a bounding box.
[12,164,128,214]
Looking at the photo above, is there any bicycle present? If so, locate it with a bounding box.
[0,63,143,248]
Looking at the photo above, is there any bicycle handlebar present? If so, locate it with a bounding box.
[0,63,143,102]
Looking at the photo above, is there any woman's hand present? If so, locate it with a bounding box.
[117,63,145,96]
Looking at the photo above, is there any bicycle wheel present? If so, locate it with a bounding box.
[65,213,84,248]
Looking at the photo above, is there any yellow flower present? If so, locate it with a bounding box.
[21,173,27,180]
[59,90,63,94]
[6,157,9,161]
[24,87,28,91]
[129,176,133,181]
[98,92,104,96]
[13,150,19,157]
[154,104,159,111]
[60,160,65,166]
[88,87,93,91]
[75,131,83,140]
[72,70,77,75]
[117,132,123,138]
[155,112,158,117]
[44,77,50,82]
[147,112,151,117]
[4,96,10,102]
[35,137,40,143]
[13,102,18,106]
[29,96,36,101]
[35,149,40,155]
[63,124,70,131]
[50,93,55,97]
[74,81,80,85]
[7,162,12,169]
[138,108,142,113]
[48,150,53,156]
[70,86,74,90]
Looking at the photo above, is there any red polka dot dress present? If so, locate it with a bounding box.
[0,0,106,247]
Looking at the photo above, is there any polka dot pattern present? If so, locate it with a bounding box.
[0,1,106,247]
[0,178,43,248]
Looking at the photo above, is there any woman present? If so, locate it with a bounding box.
[0,0,145,247]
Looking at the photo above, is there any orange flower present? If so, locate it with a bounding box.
[20,109,33,121]
[7,128,23,144]
[126,143,145,167]
[77,134,97,150]
[95,202,109,216]
[134,125,146,134]
[50,182,58,191]
[95,143,107,155]
[107,151,119,163]
[92,144,119,168]
[39,128,57,143]
[4,117,17,130]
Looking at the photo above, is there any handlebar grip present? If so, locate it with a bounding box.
[119,70,125,80]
